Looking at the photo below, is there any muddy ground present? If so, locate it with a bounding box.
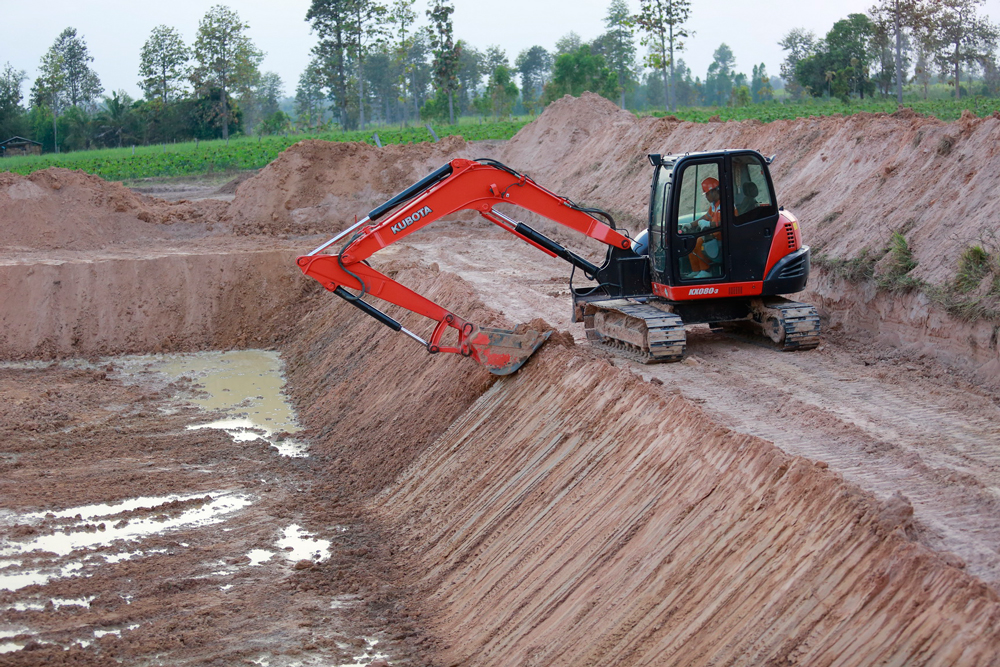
[2,95,1000,666]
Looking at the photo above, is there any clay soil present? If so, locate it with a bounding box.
[2,94,1000,666]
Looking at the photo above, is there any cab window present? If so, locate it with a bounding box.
[676,162,721,236]
[732,155,776,224]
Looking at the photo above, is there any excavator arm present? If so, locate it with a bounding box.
[296,158,632,375]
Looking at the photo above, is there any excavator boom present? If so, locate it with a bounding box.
[296,158,630,374]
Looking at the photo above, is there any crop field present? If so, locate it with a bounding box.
[0,119,528,182]
[650,96,1000,123]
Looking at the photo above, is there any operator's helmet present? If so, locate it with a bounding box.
[701,177,720,193]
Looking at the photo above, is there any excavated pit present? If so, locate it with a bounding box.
[2,96,1000,665]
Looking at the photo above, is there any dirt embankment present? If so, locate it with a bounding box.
[278,269,1000,666]
[224,136,500,237]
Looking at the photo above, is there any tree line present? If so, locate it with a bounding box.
[0,0,997,155]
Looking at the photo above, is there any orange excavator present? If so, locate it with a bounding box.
[296,151,819,374]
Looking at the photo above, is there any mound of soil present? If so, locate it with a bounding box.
[0,169,228,252]
[224,136,496,237]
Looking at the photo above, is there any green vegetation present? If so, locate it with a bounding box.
[956,245,992,292]
[0,119,528,182]
[648,96,1000,123]
[817,237,1000,323]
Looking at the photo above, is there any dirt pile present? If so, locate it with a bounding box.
[504,93,1000,286]
[0,169,228,251]
[366,341,1000,666]
[224,136,499,237]
[0,244,312,359]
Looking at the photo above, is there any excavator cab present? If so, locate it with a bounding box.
[644,150,780,290]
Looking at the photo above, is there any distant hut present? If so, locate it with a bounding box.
[0,136,43,157]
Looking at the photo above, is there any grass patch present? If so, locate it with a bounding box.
[956,245,991,292]
[645,96,1000,124]
[819,236,1000,323]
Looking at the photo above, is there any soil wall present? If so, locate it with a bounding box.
[0,248,309,359]
[804,272,1000,386]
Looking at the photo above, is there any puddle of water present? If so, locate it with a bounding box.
[4,596,94,612]
[0,492,251,591]
[278,525,331,563]
[118,350,308,457]
[2,492,252,559]
[247,549,274,566]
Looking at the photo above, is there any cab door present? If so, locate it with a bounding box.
[670,158,729,284]
[647,163,673,286]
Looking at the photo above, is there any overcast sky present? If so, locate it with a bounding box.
[4,0,1000,101]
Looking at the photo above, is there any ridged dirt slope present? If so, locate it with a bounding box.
[366,335,1000,666]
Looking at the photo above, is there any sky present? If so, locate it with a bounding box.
[3,0,1000,101]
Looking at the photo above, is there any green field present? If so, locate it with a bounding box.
[3,97,997,182]
[648,96,1000,123]
[0,119,529,183]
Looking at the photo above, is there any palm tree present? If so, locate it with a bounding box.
[825,70,836,97]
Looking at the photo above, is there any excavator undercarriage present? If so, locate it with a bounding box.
[581,297,820,364]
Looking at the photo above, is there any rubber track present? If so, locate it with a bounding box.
[585,301,686,363]
[762,299,822,351]
[719,298,821,351]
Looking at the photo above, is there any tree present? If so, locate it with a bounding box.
[427,0,460,123]
[516,46,552,114]
[869,0,927,104]
[913,42,933,98]
[554,32,583,57]
[601,0,637,108]
[751,63,773,102]
[308,0,355,129]
[457,43,484,115]
[924,0,999,100]
[795,14,878,100]
[778,28,818,99]
[30,47,67,152]
[484,65,518,119]
[94,90,135,147]
[192,5,263,140]
[0,63,27,139]
[704,43,736,106]
[49,28,103,109]
[543,44,616,103]
[483,45,509,77]
[139,25,190,104]
[256,71,284,119]
[826,14,876,98]
[388,0,418,124]
[350,0,388,131]
[295,58,327,128]
[634,0,692,112]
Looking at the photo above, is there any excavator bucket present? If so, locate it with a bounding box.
[473,327,552,376]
